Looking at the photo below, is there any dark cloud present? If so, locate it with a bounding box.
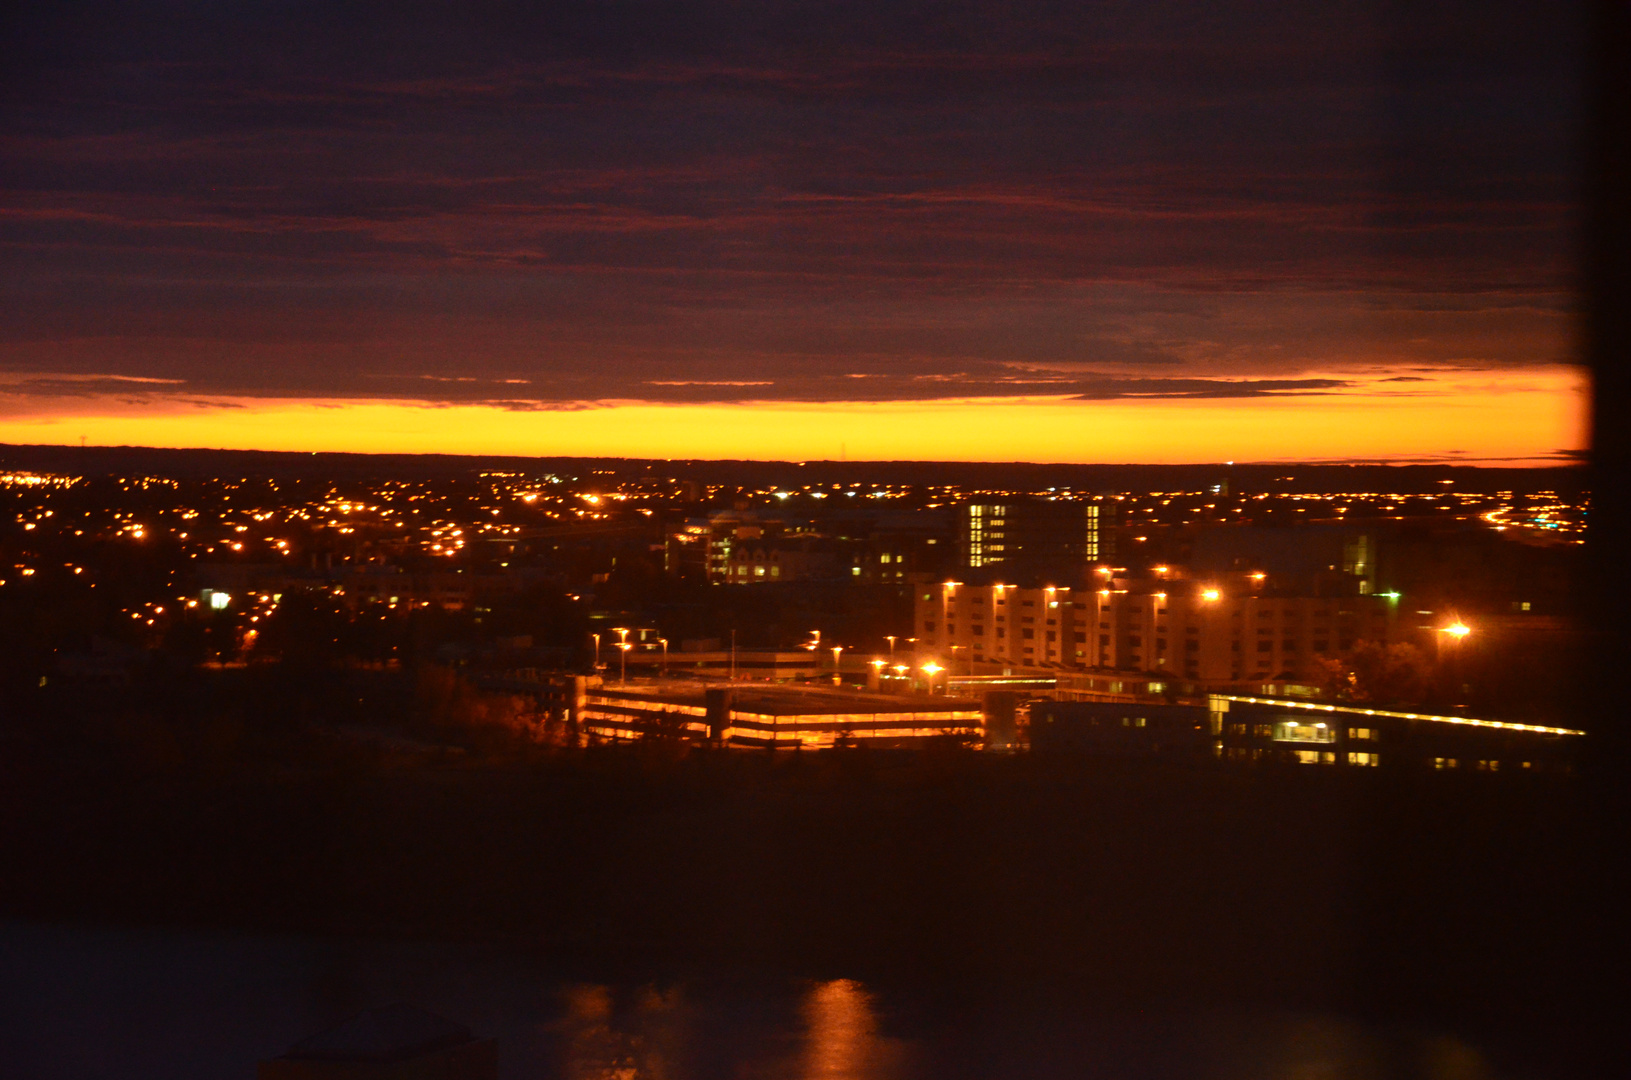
[1066,378,1350,400]
[0,2,1583,405]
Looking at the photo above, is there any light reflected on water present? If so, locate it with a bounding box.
[799,979,907,1080]
[554,983,694,1080]
[547,977,907,1080]
[0,921,1519,1080]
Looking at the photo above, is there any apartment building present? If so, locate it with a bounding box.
[915,572,1396,684]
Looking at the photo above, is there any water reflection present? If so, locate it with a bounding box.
[799,979,907,1080]
[547,977,906,1080]
[0,921,1518,1080]
[554,983,693,1080]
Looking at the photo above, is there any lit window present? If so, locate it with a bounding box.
[1273,720,1335,744]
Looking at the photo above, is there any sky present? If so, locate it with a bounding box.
[0,1,1588,464]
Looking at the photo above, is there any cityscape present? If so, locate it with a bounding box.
[2,1,1618,1077]
[0,447,1602,1078]
[1,449,1588,733]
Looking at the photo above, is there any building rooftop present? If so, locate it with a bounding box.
[1210,694,1585,737]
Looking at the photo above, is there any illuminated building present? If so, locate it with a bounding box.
[1206,695,1582,772]
[573,682,983,749]
[721,538,839,582]
[1029,696,1582,773]
[957,499,1106,575]
[917,574,1396,685]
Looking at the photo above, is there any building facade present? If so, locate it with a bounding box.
[957,499,1106,575]
[915,574,1396,684]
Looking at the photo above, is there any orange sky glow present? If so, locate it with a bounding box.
[0,365,1586,466]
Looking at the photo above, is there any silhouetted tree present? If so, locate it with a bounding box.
[1313,641,1431,707]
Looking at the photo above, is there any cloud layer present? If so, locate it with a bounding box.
[0,2,1584,412]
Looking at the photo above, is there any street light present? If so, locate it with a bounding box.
[1201,588,1221,602]
[1436,620,1471,701]
[921,661,943,694]
[831,645,844,668]
[617,641,632,685]
[658,637,668,676]
[591,632,601,671]
[886,635,897,656]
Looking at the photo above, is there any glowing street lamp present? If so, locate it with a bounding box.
[658,637,668,675]
[591,632,601,670]
[1201,588,1221,602]
[921,661,944,694]
[1436,620,1471,700]
[831,645,844,668]
[617,641,633,685]
[886,635,897,656]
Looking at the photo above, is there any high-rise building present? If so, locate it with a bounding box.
[957,499,1106,577]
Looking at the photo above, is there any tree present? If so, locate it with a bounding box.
[1314,641,1432,708]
